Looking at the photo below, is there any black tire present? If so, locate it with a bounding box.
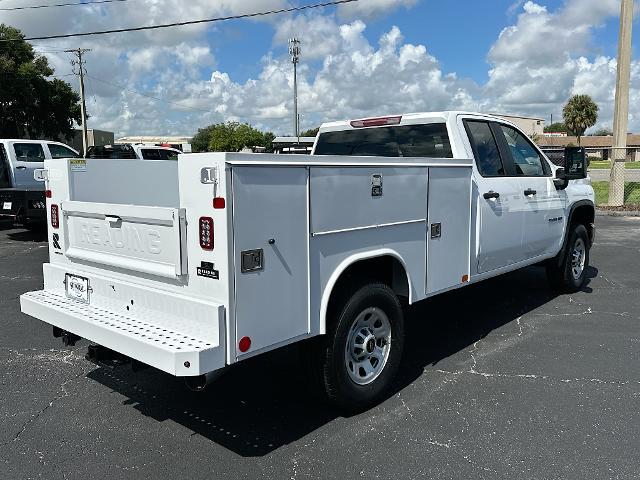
[315,282,405,412]
[546,224,590,293]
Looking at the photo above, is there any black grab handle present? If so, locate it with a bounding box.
[483,191,500,200]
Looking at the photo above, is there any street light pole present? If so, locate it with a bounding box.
[289,38,301,140]
[608,0,633,206]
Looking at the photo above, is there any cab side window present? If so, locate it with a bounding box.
[464,120,505,176]
[13,143,45,162]
[48,143,79,159]
[498,125,548,176]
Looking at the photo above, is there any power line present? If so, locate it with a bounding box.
[0,0,126,12]
[0,0,357,41]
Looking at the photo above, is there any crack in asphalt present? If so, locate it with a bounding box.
[0,347,88,449]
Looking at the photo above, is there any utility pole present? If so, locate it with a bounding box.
[289,38,301,141]
[65,48,90,157]
[608,0,633,206]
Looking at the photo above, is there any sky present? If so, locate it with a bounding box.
[1,0,639,137]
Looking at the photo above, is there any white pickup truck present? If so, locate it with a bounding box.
[0,139,80,227]
[20,112,594,411]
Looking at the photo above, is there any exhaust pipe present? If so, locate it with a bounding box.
[185,371,224,392]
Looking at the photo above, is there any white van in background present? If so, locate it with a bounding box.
[0,139,79,227]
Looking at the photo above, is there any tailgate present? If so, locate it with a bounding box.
[61,200,187,279]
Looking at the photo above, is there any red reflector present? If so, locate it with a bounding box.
[45,190,52,198]
[199,217,214,250]
[213,197,225,209]
[239,336,251,353]
[350,115,402,128]
[50,204,59,229]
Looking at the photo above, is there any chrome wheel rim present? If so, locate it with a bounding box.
[571,238,586,280]
[344,307,392,385]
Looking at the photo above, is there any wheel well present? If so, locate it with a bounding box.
[326,255,410,323]
[570,203,595,243]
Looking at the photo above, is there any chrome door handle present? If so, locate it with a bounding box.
[524,188,537,196]
[483,191,500,199]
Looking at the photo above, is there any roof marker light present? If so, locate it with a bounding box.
[350,116,402,128]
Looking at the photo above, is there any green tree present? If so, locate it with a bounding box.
[544,122,569,133]
[562,94,599,145]
[300,127,319,137]
[591,127,613,136]
[0,24,81,139]
[191,121,275,152]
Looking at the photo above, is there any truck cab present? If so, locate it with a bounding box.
[313,112,595,280]
[0,139,79,227]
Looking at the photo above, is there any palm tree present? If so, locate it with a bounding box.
[563,95,599,146]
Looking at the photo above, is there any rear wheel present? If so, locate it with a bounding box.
[547,224,590,292]
[316,282,405,412]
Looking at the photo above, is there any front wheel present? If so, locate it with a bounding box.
[316,282,405,412]
[547,223,590,292]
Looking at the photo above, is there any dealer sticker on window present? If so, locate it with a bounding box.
[65,274,90,304]
[2,202,11,210]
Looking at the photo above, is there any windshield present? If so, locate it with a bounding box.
[314,123,453,158]
[86,145,137,159]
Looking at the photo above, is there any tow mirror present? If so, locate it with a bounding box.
[563,147,587,180]
[553,167,569,190]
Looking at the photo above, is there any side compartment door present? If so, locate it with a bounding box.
[494,124,565,258]
[463,120,525,274]
[232,166,309,358]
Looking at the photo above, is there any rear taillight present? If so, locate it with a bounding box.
[51,204,59,229]
[350,115,402,128]
[199,217,213,250]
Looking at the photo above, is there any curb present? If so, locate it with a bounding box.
[596,209,640,217]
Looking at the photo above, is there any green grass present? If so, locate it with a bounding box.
[589,160,640,169]
[592,181,640,205]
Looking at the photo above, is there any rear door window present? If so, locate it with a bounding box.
[314,123,453,158]
[463,121,505,177]
[48,143,79,159]
[0,145,10,188]
[13,143,45,162]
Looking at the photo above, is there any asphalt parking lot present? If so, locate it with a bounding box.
[1,215,639,480]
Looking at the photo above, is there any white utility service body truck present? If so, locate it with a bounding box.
[21,112,595,410]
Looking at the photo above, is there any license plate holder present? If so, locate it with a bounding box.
[65,274,90,304]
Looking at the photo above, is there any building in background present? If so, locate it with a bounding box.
[116,136,193,152]
[537,134,640,162]
[491,113,545,137]
[67,129,114,153]
[272,136,316,154]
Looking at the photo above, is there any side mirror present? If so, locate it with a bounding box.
[563,147,587,180]
[553,167,569,190]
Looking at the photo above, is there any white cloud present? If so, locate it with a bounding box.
[1,0,639,137]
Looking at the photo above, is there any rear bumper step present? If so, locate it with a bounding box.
[20,290,222,376]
